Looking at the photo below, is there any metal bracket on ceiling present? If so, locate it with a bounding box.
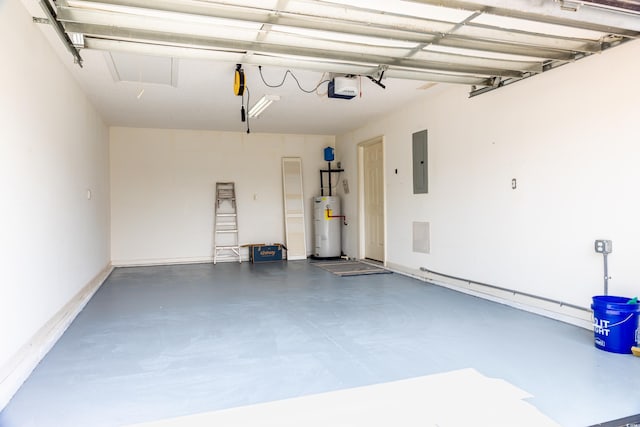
[558,1,581,12]
[601,34,625,50]
[374,65,388,81]
[37,0,83,67]
[367,65,388,89]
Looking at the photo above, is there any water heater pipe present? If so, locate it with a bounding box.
[320,161,344,196]
[326,208,347,225]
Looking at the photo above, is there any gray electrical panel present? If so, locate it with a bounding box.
[412,129,428,194]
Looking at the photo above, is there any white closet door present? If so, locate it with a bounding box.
[282,157,307,260]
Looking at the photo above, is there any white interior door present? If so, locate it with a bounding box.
[363,140,384,262]
[282,157,307,260]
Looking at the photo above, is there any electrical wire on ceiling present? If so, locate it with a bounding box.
[258,66,330,94]
[258,66,385,99]
[314,72,331,97]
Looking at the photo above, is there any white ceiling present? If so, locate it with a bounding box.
[70,49,442,135]
[21,0,640,135]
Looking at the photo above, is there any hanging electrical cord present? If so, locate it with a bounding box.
[315,72,330,97]
[258,66,330,94]
[245,86,251,134]
[240,87,246,122]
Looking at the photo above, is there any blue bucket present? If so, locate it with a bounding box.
[591,295,640,354]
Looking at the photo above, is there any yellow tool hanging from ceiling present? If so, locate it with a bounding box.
[234,64,245,96]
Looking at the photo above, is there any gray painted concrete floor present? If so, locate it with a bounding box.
[1,261,639,427]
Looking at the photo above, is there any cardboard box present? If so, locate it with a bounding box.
[249,244,285,263]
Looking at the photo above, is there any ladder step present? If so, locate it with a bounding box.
[215,229,238,233]
[216,213,237,217]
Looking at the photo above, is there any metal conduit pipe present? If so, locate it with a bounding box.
[419,267,590,313]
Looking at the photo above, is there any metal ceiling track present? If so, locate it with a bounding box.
[64,21,534,78]
[58,0,613,53]
[468,37,631,97]
[406,0,640,34]
[38,0,83,66]
[582,0,640,14]
[50,0,640,94]
[83,38,493,86]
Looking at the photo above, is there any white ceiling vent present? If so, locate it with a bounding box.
[105,51,178,87]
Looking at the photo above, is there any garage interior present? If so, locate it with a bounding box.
[2,0,640,426]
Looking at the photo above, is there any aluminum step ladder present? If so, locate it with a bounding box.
[213,182,241,264]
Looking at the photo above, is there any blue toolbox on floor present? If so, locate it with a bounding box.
[249,244,285,263]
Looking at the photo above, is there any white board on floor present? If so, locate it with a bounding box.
[127,368,561,427]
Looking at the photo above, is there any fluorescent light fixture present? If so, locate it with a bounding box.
[248,95,280,118]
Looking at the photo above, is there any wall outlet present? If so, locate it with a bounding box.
[594,240,612,254]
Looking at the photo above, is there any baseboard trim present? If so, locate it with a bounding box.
[0,263,113,410]
[111,255,252,267]
[386,261,593,331]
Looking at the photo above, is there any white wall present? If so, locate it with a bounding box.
[110,127,334,265]
[0,0,111,407]
[337,40,640,320]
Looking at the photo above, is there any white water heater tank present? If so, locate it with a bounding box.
[314,196,341,258]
